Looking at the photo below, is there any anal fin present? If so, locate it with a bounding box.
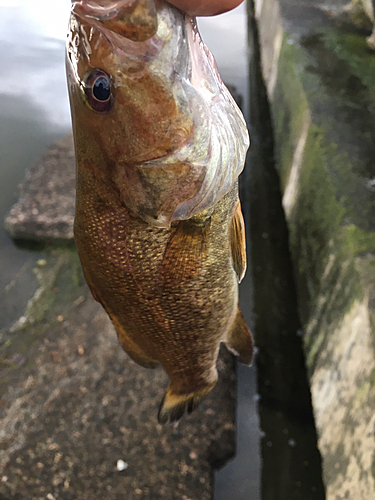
[224,308,253,366]
[158,380,217,424]
[111,316,159,369]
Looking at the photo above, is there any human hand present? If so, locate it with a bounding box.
[167,0,244,16]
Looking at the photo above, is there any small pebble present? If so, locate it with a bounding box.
[73,296,85,306]
[12,353,26,367]
[116,459,128,471]
[57,315,64,322]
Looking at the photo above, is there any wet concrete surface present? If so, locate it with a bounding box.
[254,0,375,498]
[299,29,375,231]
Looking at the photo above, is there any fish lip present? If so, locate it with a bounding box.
[67,16,162,83]
[72,0,137,18]
[72,0,158,42]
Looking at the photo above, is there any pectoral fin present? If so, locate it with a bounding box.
[162,217,211,284]
[224,308,253,366]
[230,201,247,283]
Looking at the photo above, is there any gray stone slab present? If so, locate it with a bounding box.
[4,133,76,243]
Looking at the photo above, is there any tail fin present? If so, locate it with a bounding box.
[225,308,253,366]
[158,381,217,424]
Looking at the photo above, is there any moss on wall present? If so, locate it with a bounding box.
[272,37,309,192]
[270,31,375,370]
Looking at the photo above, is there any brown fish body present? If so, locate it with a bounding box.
[67,0,253,422]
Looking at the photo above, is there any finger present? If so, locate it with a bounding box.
[167,0,244,16]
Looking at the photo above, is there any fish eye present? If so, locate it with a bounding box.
[83,69,113,113]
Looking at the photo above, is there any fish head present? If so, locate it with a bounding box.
[67,0,193,167]
[67,0,249,227]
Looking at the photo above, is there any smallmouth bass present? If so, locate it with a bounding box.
[66,0,253,423]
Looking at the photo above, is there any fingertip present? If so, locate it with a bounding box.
[167,0,244,16]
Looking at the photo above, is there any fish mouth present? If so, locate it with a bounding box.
[72,0,158,42]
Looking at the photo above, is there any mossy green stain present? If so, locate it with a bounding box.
[0,249,87,392]
[323,29,375,107]
[323,441,350,486]
[369,367,375,388]
[270,33,370,371]
[272,36,309,192]
[344,225,375,255]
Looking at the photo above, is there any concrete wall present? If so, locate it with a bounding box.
[357,0,374,21]
[253,0,375,497]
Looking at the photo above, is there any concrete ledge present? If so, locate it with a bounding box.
[254,0,375,497]
[4,133,75,243]
[4,85,243,247]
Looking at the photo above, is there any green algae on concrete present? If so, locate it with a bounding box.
[344,225,375,255]
[0,249,83,392]
[323,29,375,104]
[272,37,310,193]
[270,35,367,370]
[254,0,375,497]
[346,0,374,29]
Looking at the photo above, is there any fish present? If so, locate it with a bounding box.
[66,0,253,423]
